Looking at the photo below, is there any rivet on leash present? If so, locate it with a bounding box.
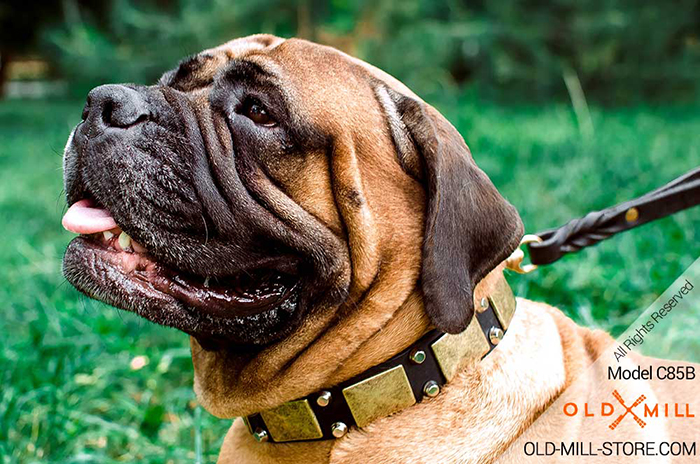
[625,207,639,222]
[317,391,332,407]
[253,428,269,443]
[489,327,504,345]
[478,297,489,313]
[423,380,440,398]
[409,349,426,364]
[331,422,348,438]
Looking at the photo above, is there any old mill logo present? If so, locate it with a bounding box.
[609,390,646,430]
[563,390,694,430]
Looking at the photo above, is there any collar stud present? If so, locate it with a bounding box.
[331,422,348,438]
[489,327,504,345]
[423,380,440,398]
[409,349,426,364]
[253,428,269,443]
[316,391,332,407]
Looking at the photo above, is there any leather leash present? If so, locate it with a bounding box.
[507,166,700,273]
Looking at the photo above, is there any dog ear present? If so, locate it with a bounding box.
[375,85,523,333]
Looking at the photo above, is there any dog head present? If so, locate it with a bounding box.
[62,34,522,415]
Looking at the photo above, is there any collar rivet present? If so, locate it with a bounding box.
[253,428,269,443]
[423,380,440,398]
[489,327,504,345]
[409,349,426,364]
[331,422,348,438]
[478,297,489,313]
[317,391,332,407]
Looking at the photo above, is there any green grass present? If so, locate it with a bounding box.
[443,100,700,336]
[1,97,698,463]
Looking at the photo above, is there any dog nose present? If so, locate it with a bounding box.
[82,84,149,129]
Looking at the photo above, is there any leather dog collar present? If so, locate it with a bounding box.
[243,277,516,443]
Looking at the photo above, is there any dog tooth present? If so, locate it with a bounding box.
[203,276,210,288]
[118,231,132,251]
[103,230,114,240]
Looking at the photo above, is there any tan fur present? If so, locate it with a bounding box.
[218,299,699,464]
[191,35,431,419]
[171,35,698,463]
[496,305,700,464]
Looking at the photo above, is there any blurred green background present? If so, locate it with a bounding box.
[1,0,699,462]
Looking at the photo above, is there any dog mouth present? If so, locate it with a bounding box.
[62,198,300,344]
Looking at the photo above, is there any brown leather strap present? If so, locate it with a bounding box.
[528,167,700,266]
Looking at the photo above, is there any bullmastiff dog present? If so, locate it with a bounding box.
[62,34,699,463]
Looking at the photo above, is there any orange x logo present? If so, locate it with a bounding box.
[609,390,646,430]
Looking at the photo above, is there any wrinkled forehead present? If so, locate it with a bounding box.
[158,34,282,90]
[158,35,377,128]
[160,35,356,91]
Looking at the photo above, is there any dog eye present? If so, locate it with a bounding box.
[242,100,276,127]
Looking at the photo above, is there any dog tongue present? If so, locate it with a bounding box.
[62,199,118,234]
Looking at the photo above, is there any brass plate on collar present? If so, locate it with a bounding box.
[342,365,416,428]
[260,399,323,442]
[431,316,489,382]
[490,277,516,330]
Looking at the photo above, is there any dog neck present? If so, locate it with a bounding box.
[238,266,516,443]
[191,257,511,425]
